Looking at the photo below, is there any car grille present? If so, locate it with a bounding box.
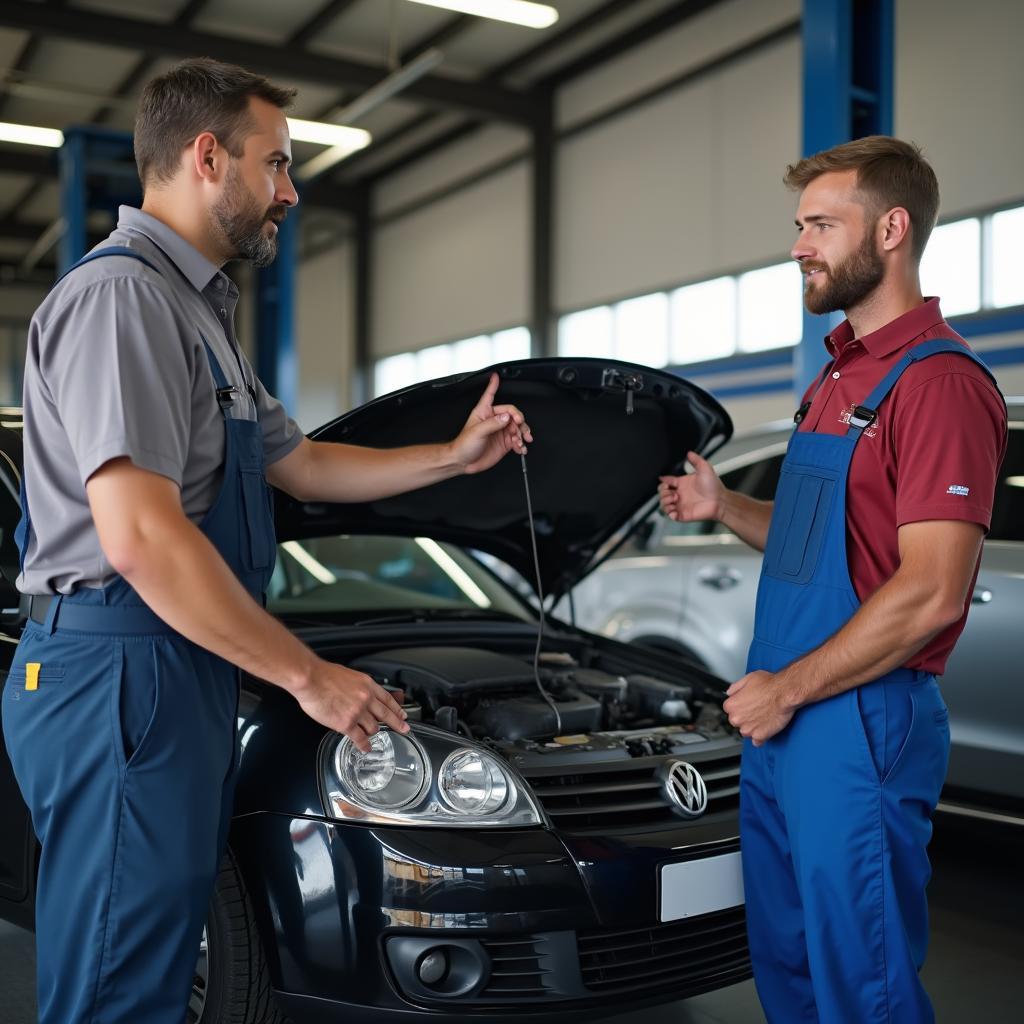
[520,748,741,833]
[577,907,750,996]
[478,936,550,998]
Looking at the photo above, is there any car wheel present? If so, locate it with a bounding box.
[631,636,711,672]
[188,847,291,1024]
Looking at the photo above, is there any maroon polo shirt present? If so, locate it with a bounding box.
[797,297,1007,675]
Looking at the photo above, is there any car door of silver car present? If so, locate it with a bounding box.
[936,420,1024,804]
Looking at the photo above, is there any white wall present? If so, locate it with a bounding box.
[375,124,530,217]
[557,0,800,130]
[896,0,1024,218]
[290,0,1023,410]
[556,34,800,312]
[359,0,800,356]
[295,238,356,428]
[371,162,530,357]
[718,391,794,433]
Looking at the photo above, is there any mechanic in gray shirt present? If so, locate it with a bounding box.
[3,58,533,1024]
[20,204,300,594]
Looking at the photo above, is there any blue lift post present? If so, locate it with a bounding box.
[255,207,298,413]
[57,125,140,273]
[796,0,894,396]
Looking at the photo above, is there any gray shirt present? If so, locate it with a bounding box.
[18,206,302,594]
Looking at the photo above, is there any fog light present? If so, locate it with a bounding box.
[386,936,489,1000]
[417,948,449,986]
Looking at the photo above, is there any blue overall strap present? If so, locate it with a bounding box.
[52,245,162,287]
[845,338,999,439]
[794,360,835,424]
[199,334,245,417]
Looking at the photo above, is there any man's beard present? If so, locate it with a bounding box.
[213,163,286,268]
[802,230,885,315]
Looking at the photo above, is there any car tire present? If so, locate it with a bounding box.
[193,847,291,1024]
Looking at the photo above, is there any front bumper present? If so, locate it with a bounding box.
[231,812,750,1020]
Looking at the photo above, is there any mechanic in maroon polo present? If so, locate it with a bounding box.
[659,136,1006,1023]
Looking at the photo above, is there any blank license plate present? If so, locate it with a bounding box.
[659,851,744,922]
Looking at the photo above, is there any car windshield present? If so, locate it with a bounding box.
[267,534,533,623]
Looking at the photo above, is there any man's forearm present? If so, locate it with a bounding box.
[114,513,317,694]
[776,568,962,712]
[274,439,466,504]
[720,492,774,551]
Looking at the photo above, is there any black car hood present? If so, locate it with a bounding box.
[274,358,732,600]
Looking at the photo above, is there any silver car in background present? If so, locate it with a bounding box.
[560,399,1024,825]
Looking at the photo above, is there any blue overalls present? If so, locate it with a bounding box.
[740,339,997,1023]
[2,247,277,1023]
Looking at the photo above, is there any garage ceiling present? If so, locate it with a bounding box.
[0,0,718,276]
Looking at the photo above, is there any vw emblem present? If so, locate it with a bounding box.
[663,760,708,818]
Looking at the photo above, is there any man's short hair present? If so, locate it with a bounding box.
[784,136,940,261]
[134,57,296,189]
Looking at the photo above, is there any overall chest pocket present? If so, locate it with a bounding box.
[240,468,274,571]
[762,467,836,585]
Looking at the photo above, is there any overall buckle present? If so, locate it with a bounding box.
[216,385,241,410]
[849,404,877,429]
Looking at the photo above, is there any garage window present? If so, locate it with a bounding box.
[921,219,981,316]
[373,326,530,396]
[989,207,1024,309]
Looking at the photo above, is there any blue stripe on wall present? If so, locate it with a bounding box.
[975,345,1024,368]
[702,350,1024,400]
[953,308,1024,338]
[709,378,794,400]
[671,309,1024,400]
[667,348,793,379]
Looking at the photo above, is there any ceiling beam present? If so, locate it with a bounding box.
[310,12,477,122]
[0,0,534,124]
[287,0,363,48]
[486,0,630,80]
[337,0,733,189]
[0,0,69,199]
[0,261,56,287]
[90,0,216,126]
[0,149,55,177]
[402,13,476,58]
[0,217,52,241]
[540,0,729,87]
[326,0,635,184]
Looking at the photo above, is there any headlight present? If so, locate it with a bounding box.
[336,730,427,810]
[321,725,542,828]
[439,749,509,815]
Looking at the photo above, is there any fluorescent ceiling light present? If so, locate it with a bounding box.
[405,0,558,29]
[286,117,371,151]
[1006,476,1024,488]
[0,121,63,148]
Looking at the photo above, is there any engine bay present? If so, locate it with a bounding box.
[351,645,736,767]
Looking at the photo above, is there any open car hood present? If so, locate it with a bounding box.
[274,358,732,601]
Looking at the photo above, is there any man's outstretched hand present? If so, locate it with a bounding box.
[658,451,724,523]
[450,371,534,474]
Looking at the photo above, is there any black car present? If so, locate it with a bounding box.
[0,359,750,1023]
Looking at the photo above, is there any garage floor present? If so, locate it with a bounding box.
[0,822,1019,1023]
